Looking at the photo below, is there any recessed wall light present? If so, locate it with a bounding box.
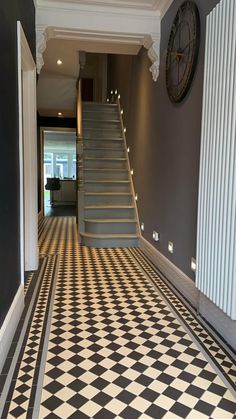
[115,90,118,94]
[118,94,121,99]
[58,112,62,117]
[131,169,134,175]
[57,59,63,65]
[124,127,127,133]
[121,109,124,115]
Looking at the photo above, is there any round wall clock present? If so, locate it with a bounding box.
[166,1,200,103]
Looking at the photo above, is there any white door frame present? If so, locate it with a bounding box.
[17,21,39,279]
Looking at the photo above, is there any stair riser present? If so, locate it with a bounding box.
[84,160,127,169]
[84,149,125,158]
[85,195,133,205]
[83,130,121,139]
[85,183,130,192]
[81,236,139,248]
[84,171,129,181]
[85,221,137,234]
[83,104,118,112]
[85,208,135,219]
[83,140,123,149]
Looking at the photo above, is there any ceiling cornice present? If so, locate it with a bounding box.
[35,0,172,81]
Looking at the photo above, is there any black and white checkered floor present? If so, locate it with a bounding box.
[0,216,235,418]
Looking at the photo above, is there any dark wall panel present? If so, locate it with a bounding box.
[108,0,219,280]
[0,0,35,326]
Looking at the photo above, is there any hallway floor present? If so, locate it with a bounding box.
[0,217,235,418]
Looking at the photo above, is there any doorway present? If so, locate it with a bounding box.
[40,128,77,217]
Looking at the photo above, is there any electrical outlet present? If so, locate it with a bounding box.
[141,222,145,231]
[191,257,196,272]
[153,231,159,242]
[168,241,174,254]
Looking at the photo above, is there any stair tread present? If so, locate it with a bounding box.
[84,147,124,151]
[83,137,123,141]
[85,157,126,161]
[81,232,138,239]
[84,218,137,223]
[85,180,130,183]
[85,192,132,195]
[83,102,118,107]
[85,205,134,209]
[84,168,128,172]
[83,119,119,123]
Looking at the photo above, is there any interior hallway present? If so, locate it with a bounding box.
[0,216,235,418]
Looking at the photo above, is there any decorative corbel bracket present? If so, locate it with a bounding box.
[143,36,160,82]
[36,26,50,74]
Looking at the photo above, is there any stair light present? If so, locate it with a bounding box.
[107,98,110,102]
[124,127,127,133]
[135,193,138,201]
[58,112,62,116]
[111,90,114,94]
[121,109,124,115]
[115,90,118,95]
[127,147,130,153]
[131,169,134,175]
[118,94,121,99]
[57,59,62,65]
[191,258,196,272]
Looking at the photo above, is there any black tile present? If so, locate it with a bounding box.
[42,395,62,411]
[163,386,182,401]
[140,388,159,402]
[117,390,136,404]
[92,392,112,407]
[120,406,141,418]
[194,400,215,416]
[170,402,191,418]
[218,398,236,414]
[145,404,166,418]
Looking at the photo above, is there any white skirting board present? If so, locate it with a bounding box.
[140,236,236,351]
[0,285,24,374]
[140,237,199,308]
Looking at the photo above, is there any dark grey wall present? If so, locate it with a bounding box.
[0,0,35,326]
[108,0,219,280]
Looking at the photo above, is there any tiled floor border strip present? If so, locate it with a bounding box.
[0,258,48,418]
[28,254,60,419]
[132,247,236,361]
[38,216,56,243]
[128,248,236,396]
[24,259,44,300]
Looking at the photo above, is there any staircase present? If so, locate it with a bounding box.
[80,102,139,248]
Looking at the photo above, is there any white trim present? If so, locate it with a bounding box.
[0,285,24,374]
[140,236,199,308]
[17,22,39,273]
[36,3,161,78]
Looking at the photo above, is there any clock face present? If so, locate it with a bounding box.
[166,1,200,103]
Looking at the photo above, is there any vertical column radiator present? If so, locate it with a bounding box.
[196,0,236,320]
